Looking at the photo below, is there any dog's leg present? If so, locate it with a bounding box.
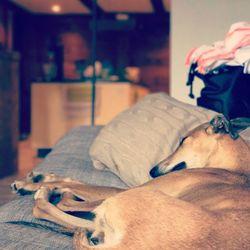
[11,172,124,202]
[33,187,124,249]
[11,171,82,194]
[52,185,124,202]
[49,187,105,212]
[57,198,104,212]
[33,186,96,230]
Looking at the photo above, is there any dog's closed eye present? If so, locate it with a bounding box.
[179,137,187,146]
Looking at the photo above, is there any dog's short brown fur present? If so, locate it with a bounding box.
[12,116,250,249]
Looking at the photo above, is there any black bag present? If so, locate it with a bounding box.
[187,64,250,119]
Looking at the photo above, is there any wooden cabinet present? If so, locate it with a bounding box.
[31,81,149,149]
[0,51,19,178]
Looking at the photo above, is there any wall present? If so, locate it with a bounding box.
[171,0,250,104]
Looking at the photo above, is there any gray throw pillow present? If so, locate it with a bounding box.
[89,93,217,187]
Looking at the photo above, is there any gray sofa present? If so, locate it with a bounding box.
[1,124,250,249]
[0,126,128,250]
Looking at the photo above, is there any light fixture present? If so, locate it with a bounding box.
[51,4,61,13]
[115,13,130,21]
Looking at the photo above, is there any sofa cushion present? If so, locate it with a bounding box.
[0,222,73,249]
[35,126,127,188]
[90,93,218,187]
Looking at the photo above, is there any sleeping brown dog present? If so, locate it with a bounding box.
[12,116,250,249]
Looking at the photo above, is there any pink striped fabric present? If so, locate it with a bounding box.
[186,22,250,74]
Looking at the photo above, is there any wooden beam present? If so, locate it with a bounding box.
[150,0,166,14]
[79,0,104,16]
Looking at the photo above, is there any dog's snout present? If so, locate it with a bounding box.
[150,165,161,178]
[172,161,187,172]
[150,161,187,178]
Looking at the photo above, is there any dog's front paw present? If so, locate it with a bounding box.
[11,171,47,195]
[11,180,36,195]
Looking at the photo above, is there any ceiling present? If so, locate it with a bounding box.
[98,0,154,13]
[11,0,170,15]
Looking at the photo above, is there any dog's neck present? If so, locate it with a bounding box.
[237,139,250,172]
[210,136,250,175]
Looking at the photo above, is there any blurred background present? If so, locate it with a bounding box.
[10,0,170,137]
[0,0,170,185]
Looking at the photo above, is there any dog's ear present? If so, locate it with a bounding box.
[230,117,250,133]
[209,115,239,139]
[209,115,231,134]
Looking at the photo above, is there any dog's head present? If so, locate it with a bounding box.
[150,115,250,178]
